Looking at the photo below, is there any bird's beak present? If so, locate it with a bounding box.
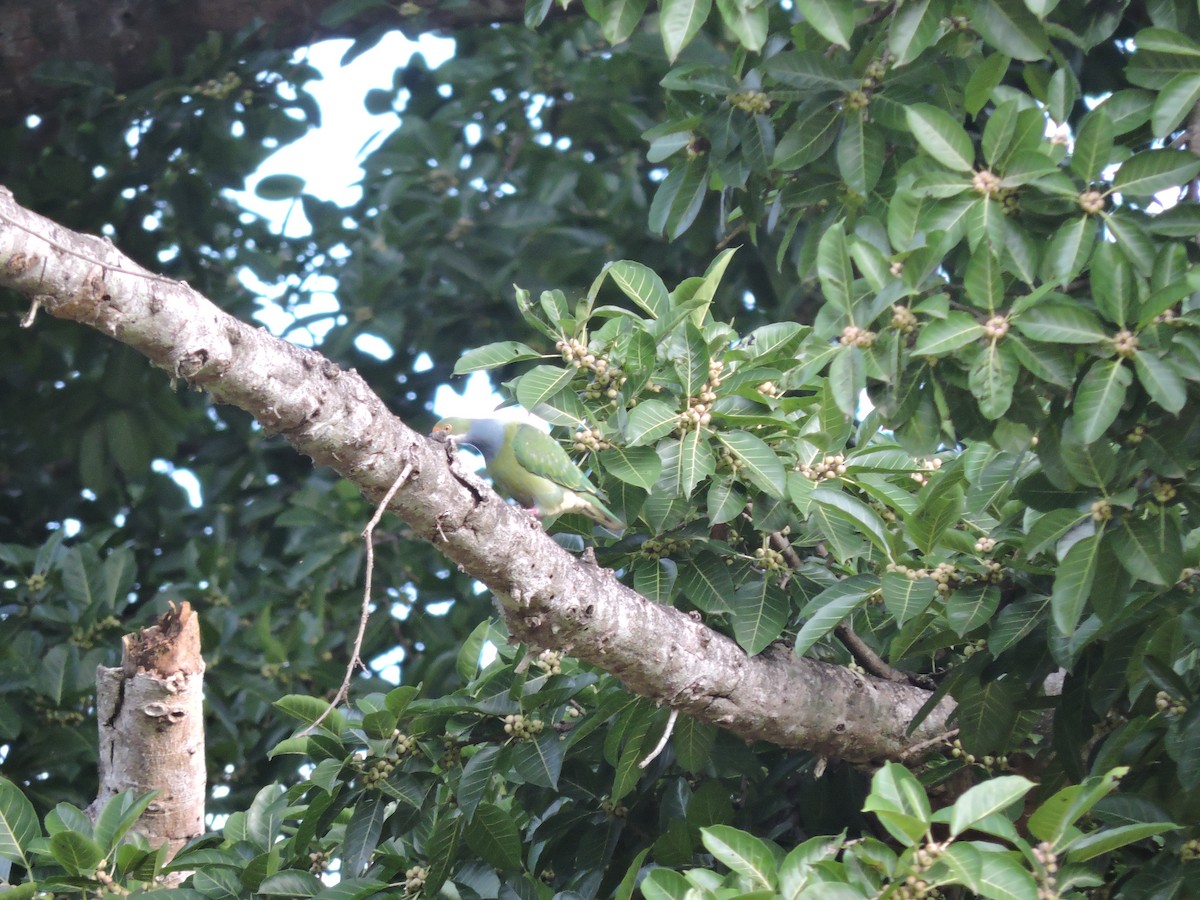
[431,427,456,444]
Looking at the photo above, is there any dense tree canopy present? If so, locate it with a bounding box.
[3,0,1200,897]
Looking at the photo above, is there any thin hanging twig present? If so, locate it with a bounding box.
[304,462,412,734]
[639,708,679,769]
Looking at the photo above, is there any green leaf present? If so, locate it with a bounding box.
[1065,822,1179,862]
[633,556,678,602]
[1089,242,1134,326]
[1045,66,1076,123]
[812,486,893,560]
[1070,109,1114,183]
[731,578,789,654]
[1028,768,1127,845]
[511,730,563,789]
[457,744,500,820]
[665,429,716,497]
[542,289,568,328]
[740,322,808,359]
[989,595,1051,654]
[908,483,964,555]
[1022,508,1087,558]
[817,222,853,313]
[642,868,693,899]
[1105,210,1157,276]
[670,321,710,397]
[936,842,983,892]
[905,104,976,172]
[246,783,288,851]
[514,364,577,412]
[889,0,947,66]
[672,716,718,773]
[946,584,1000,635]
[977,853,1039,900]
[660,67,739,97]
[423,810,464,896]
[1113,149,1200,198]
[457,619,493,681]
[609,260,670,319]
[864,762,931,845]
[311,877,389,900]
[612,705,661,801]
[1151,72,1200,138]
[972,0,1050,60]
[660,0,712,60]
[700,825,777,890]
[626,399,679,446]
[794,575,877,657]
[46,803,91,839]
[679,552,736,613]
[1132,350,1186,413]
[600,445,663,488]
[525,0,552,27]
[259,871,325,897]
[586,0,648,44]
[774,104,841,170]
[1014,303,1106,344]
[1051,532,1100,634]
[715,0,768,51]
[969,341,1019,419]
[454,341,542,374]
[882,571,937,625]
[1040,215,1096,287]
[93,789,157,854]
[838,110,884,196]
[966,52,1012,116]
[0,776,38,866]
[762,52,857,90]
[62,545,102,607]
[999,149,1059,187]
[949,776,1036,836]
[273,695,345,734]
[914,312,985,356]
[615,848,653,900]
[1071,359,1130,443]
[49,830,104,875]
[1008,335,1070,386]
[1114,509,1182,586]
[649,158,708,239]
[955,677,1024,756]
[686,246,738,326]
[514,285,560,341]
[716,430,787,497]
[1135,26,1200,56]
[1097,89,1154,135]
[464,802,523,871]
[254,174,305,200]
[964,249,1004,310]
[706,475,747,527]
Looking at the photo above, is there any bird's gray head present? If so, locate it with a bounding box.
[431,417,505,461]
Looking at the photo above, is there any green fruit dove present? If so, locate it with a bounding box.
[432,417,624,533]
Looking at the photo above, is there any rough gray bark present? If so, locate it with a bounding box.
[92,602,206,861]
[0,0,541,125]
[0,186,956,764]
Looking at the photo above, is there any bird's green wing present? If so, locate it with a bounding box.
[511,425,603,498]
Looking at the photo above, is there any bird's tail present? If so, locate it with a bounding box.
[583,499,625,534]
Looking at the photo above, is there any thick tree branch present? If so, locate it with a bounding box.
[0,187,955,763]
[0,0,548,125]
